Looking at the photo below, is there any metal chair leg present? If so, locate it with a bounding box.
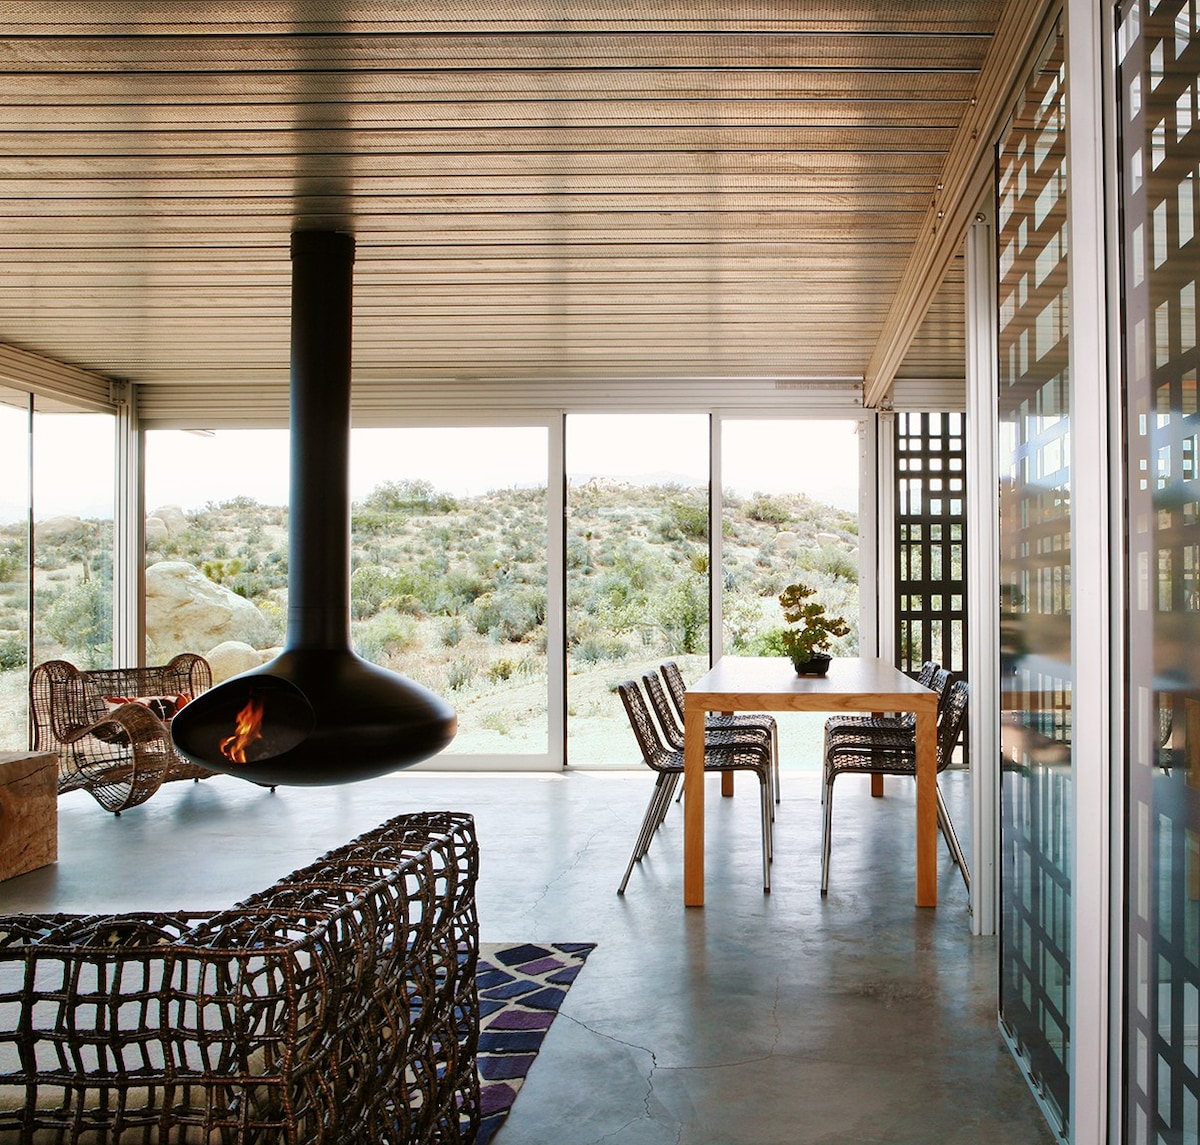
[618,772,678,894]
[935,783,971,893]
[820,773,835,894]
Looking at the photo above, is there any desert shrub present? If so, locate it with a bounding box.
[566,533,592,570]
[356,479,457,519]
[440,617,464,647]
[0,632,26,670]
[746,494,791,525]
[723,595,764,652]
[657,495,708,542]
[42,579,112,667]
[446,657,476,691]
[351,564,438,619]
[431,568,487,614]
[653,573,708,654]
[352,608,420,664]
[806,545,858,582]
[487,657,519,682]
[572,635,628,664]
[747,626,790,657]
[0,537,27,582]
[470,586,545,642]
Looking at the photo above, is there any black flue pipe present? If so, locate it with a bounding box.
[171,230,457,785]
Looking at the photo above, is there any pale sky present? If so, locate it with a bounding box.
[0,413,862,523]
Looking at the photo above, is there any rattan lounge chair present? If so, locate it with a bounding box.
[30,654,216,814]
[617,677,774,894]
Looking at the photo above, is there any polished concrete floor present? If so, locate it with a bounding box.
[0,765,1055,1145]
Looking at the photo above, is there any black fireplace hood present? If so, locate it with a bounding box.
[171,230,457,785]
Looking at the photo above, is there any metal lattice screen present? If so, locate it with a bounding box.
[894,411,967,676]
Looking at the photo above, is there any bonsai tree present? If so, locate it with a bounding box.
[777,582,850,669]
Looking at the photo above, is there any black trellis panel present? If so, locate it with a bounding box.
[894,411,968,677]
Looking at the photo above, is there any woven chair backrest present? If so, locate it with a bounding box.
[935,678,970,772]
[916,660,939,688]
[642,671,684,751]
[617,680,676,772]
[30,654,214,746]
[659,660,687,722]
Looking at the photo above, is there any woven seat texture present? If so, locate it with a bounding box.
[0,810,480,1145]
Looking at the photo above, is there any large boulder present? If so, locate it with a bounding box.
[147,504,190,538]
[145,561,269,662]
[33,515,89,545]
[204,639,278,683]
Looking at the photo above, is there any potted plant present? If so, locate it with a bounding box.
[777,582,850,676]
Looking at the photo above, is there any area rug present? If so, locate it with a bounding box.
[475,941,596,1144]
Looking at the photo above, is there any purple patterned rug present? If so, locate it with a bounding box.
[475,941,596,1144]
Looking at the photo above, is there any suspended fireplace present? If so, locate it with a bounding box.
[171,230,457,785]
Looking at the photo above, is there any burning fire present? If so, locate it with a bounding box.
[220,695,265,764]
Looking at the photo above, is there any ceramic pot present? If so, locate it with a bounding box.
[791,652,832,676]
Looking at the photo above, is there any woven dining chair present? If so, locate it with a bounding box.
[659,660,781,804]
[616,678,774,894]
[821,677,970,897]
[642,669,776,810]
[822,659,941,741]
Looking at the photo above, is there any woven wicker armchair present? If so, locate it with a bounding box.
[29,654,215,814]
[0,811,480,1145]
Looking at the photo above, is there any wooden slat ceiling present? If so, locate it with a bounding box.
[0,1,1030,409]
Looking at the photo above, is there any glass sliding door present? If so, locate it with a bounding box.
[350,425,555,764]
[1118,1,1200,1140]
[143,428,290,667]
[565,414,709,767]
[719,418,861,771]
[32,405,115,672]
[145,423,558,767]
[0,390,30,749]
[996,22,1073,1136]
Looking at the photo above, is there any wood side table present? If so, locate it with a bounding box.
[0,751,58,880]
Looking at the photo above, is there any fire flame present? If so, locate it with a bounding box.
[220,696,265,764]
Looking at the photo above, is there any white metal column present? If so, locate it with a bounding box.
[966,211,1000,938]
[874,411,894,664]
[111,382,144,668]
[858,412,880,658]
[1065,0,1114,1138]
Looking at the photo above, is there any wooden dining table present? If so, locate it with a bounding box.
[682,655,940,907]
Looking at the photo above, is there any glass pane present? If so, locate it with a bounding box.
[720,419,860,772]
[33,407,115,671]
[351,426,550,757]
[0,390,30,749]
[1119,1,1200,1141]
[565,414,709,767]
[143,428,290,668]
[996,21,1072,1135]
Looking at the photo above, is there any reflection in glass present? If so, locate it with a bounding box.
[996,22,1073,1134]
[1119,1,1200,1140]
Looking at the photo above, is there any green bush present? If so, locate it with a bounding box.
[0,632,26,670]
[470,586,545,642]
[351,608,420,663]
[42,579,112,667]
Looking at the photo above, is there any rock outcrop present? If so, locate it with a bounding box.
[145,561,269,662]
